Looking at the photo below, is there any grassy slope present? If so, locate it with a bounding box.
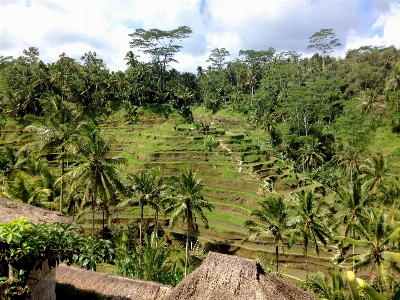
[101,106,337,279]
[1,105,398,280]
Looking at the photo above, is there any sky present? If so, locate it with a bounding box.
[1,0,400,73]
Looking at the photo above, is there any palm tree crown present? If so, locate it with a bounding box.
[165,169,214,276]
[289,189,331,278]
[245,195,290,272]
[59,122,126,236]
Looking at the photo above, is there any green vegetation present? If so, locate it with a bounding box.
[0,218,113,298]
[0,27,400,299]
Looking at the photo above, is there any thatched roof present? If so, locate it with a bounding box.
[0,197,72,224]
[56,264,172,300]
[161,252,318,300]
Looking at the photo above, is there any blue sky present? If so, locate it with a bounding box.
[1,0,399,73]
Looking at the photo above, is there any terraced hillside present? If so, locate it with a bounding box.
[101,107,337,280]
[0,107,337,280]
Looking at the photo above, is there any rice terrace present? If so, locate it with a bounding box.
[1,24,400,299]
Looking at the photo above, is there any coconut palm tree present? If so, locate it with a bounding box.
[27,168,59,210]
[289,189,331,278]
[359,154,393,195]
[148,168,167,244]
[165,169,214,276]
[19,95,78,212]
[308,270,346,300]
[176,86,195,107]
[244,195,290,272]
[335,180,369,237]
[359,89,386,128]
[2,171,31,204]
[120,169,165,247]
[342,209,400,293]
[298,139,326,172]
[0,116,6,137]
[334,180,371,270]
[332,143,361,183]
[379,181,400,221]
[58,122,127,236]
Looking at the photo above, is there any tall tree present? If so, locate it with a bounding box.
[120,169,165,247]
[49,52,77,103]
[59,122,127,236]
[359,154,393,195]
[19,95,77,212]
[334,180,370,267]
[165,169,214,276]
[244,195,290,272]
[298,139,326,172]
[129,26,192,92]
[308,29,341,70]
[289,189,331,278]
[358,89,386,129]
[332,143,361,183]
[342,209,400,292]
[206,48,230,70]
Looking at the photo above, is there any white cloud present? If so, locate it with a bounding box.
[1,0,399,73]
[345,2,400,51]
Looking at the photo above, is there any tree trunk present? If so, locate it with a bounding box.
[91,194,95,237]
[102,209,105,239]
[60,153,65,213]
[185,228,189,277]
[140,202,144,249]
[275,245,279,273]
[92,181,97,237]
[155,211,158,247]
[8,264,14,282]
[352,228,355,272]
[305,244,309,278]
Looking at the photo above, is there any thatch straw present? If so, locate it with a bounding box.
[56,264,172,300]
[161,252,317,300]
[0,197,72,224]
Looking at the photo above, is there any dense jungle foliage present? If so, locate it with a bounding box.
[1,27,400,299]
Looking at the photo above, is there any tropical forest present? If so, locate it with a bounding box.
[1,27,400,299]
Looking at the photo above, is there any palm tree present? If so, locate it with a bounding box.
[148,168,166,244]
[176,86,195,107]
[342,209,400,292]
[244,195,290,272]
[308,270,346,300]
[2,171,31,204]
[359,89,386,128]
[359,154,393,195]
[19,95,77,212]
[298,139,326,172]
[379,181,400,221]
[0,116,6,137]
[28,168,59,210]
[289,189,331,278]
[165,169,214,276]
[335,180,369,237]
[120,169,165,247]
[334,180,370,269]
[385,62,400,93]
[332,143,361,183]
[58,122,127,236]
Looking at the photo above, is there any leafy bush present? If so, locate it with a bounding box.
[282,173,299,188]
[306,163,343,191]
[203,135,219,153]
[0,218,114,299]
[243,154,260,163]
[115,232,184,286]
